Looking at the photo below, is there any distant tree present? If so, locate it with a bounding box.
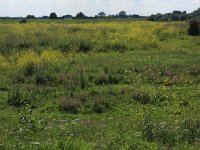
[188,20,200,36]
[172,10,182,15]
[76,12,86,19]
[98,12,106,18]
[49,12,57,19]
[62,15,72,19]
[182,11,187,15]
[26,15,35,19]
[41,16,49,19]
[119,11,127,18]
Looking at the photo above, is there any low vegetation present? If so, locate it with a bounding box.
[0,19,200,149]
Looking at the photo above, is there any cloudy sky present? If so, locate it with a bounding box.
[0,0,200,17]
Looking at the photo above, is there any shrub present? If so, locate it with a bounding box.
[141,115,178,146]
[141,115,155,141]
[59,98,81,114]
[93,98,112,113]
[7,88,30,107]
[94,74,121,85]
[132,91,151,104]
[23,62,36,77]
[189,67,200,77]
[78,39,93,52]
[181,117,200,144]
[188,20,200,36]
[35,71,58,86]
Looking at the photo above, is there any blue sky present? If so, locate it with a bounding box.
[0,0,200,17]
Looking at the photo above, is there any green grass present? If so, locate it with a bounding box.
[0,19,200,149]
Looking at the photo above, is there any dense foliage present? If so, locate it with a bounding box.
[147,8,200,21]
[188,19,200,36]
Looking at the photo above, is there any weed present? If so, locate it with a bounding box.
[132,90,151,104]
[93,98,112,113]
[7,87,29,107]
[59,98,82,114]
[181,117,200,144]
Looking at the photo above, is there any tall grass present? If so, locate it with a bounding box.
[0,21,187,54]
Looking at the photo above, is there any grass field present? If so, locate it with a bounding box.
[0,19,200,149]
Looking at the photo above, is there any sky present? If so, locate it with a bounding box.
[0,0,200,17]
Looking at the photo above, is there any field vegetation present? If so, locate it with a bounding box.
[0,19,200,149]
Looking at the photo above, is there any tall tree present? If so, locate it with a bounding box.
[49,12,57,19]
[26,15,35,19]
[119,11,127,18]
[76,12,86,19]
[98,12,106,18]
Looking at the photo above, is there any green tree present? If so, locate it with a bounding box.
[49,12,57,19]
[119,11,127,18]
[76,12,86,19]
[26,15,35,19]
[98,12,106,18]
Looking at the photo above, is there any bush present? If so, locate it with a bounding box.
[59,98,81,114]
[181,117,200,144]
[188,20,200,36]
[132,91,151,104]
[7,88,30,107]
[141,115,178,146]
[94,74,121,85]
[78,39,93,52]
[23,62,36,77]
[35,71,58,85]
[93,98,112,113]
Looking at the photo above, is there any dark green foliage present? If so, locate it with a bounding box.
[148,8,200,21]
[188,20,200,36]
[26,15,35,19]
[80,70,86,89]
[49,12,57,19]
[7,88,30,107]
[189,67,200,77]
[78,39,93,52]
[23,62,36,77]
[98,12,106,18]
[132,91,151,104]
[181,117,200,143]
[119,11,127,18]
[35,71,58,86]
[92,98,112,113]
[141,116,177,146]
[141,115,155,141]
[76,12,86,19]
[7,88,22,107]
[94,74,121,85]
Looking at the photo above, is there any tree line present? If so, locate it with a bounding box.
[0,11,145,20]
[147,8,200,21]
[1,8,200,21]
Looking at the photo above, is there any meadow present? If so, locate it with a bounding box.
[0,19,200,149]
